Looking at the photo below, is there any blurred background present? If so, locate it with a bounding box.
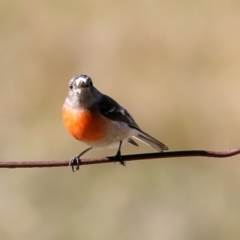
[1,0,240,239]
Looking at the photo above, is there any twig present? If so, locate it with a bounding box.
[0,148,240,169]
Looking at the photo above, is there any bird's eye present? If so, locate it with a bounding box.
[89,80,93,87]
[69,83,74,90]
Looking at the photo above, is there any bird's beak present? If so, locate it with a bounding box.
[76,80,87,89]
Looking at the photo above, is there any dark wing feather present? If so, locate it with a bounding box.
[127,138,139,147]
[99,94,168,151]
[99,94,140,129]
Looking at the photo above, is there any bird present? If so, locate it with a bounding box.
[62,74,168,171]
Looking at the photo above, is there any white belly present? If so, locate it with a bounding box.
[82,121,138,148]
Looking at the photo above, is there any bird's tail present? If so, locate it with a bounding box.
[133,130,168,152]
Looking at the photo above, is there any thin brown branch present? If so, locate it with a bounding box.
[0,147,240,169]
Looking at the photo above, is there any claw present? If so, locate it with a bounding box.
[115,150,125,166]
[69,156,81,172]
[69,146,93,172]
[114,140,125,166]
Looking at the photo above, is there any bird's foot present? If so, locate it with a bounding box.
[69,156,81,172]
[114,150,125,166]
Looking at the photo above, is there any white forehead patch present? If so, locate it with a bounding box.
[74,76,88,86]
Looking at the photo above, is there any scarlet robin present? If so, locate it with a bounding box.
[62,74,168,171]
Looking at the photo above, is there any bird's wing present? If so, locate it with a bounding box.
[99,94,140,129]
[99,94,168,151]
[127,138,139,147]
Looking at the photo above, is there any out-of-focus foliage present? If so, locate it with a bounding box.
[1,1,240,239]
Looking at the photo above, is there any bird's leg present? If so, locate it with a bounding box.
[114,141,125,166]
[69,146,93,172]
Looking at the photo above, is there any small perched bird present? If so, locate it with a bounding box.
[62,75,168,171]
